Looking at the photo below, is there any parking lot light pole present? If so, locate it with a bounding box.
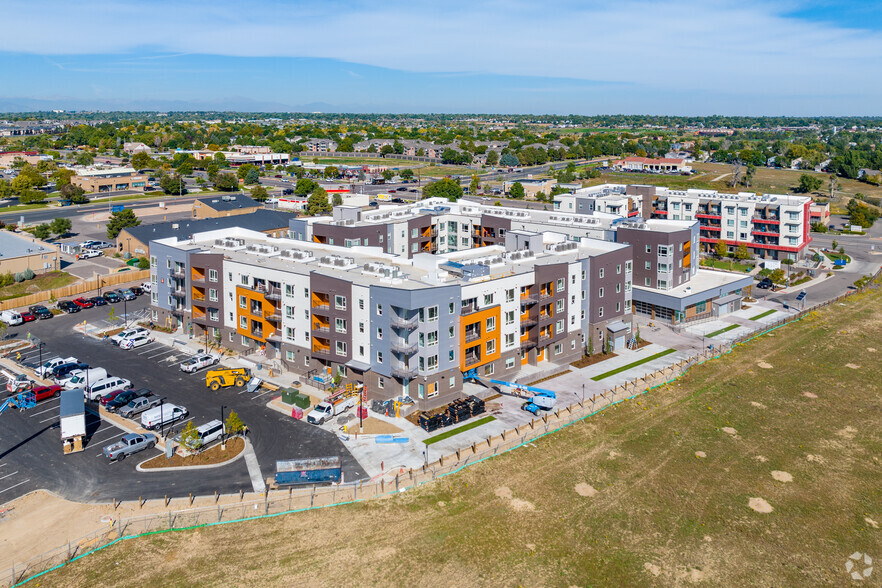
[123,297,127,329]
[159,396,166,439]
[221,404,227,449]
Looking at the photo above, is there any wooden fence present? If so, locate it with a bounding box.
[0,269,150,311]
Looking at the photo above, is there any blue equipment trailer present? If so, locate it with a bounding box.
[274,456,342,486]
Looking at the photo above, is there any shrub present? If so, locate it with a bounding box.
[22,268,34,280]
[13,272,24,283]
[137,257,150,270]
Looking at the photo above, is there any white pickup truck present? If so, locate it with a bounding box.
[306,397,357,425]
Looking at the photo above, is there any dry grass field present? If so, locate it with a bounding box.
[41,284,882,587]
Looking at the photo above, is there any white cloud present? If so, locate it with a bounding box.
[3,0,882,102]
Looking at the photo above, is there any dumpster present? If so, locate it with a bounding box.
[274,456,341,486]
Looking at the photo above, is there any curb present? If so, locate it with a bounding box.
[135,438,247,473]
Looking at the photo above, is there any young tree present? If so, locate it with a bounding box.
[769,268,786,284]
[508,181,525,199]
[306,187,331,216]
[249,185,269,202]
[331,193,343,206]
[106,208,141,239]
[225,410,245,436]
[18,188,47,204]
[399,168,414,180]
[734,244,750,260]
[75,151,94,166]
[137,257,150,270]
[294,178,317,196]
[422,178,463,202]
[50,217,72,236]
[180,421,201,450]
[714,239,727,259]
[382,169,394,181]
[469,174,480,195]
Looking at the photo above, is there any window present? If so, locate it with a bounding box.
[334,295,346,310]
[377,327,383,339]
[411,228,418,238]
[208,269,218,282]
[359,322,365,334]
[598,306,604,318]
[556,299,564,312]
[616,264,622,274]
[645,277,651,286]
[449,376,456,388]
[672,202,680,210]
[304,356,310,367]
[449,326,455,338]
[239,316,247,329]
[335,318,347,333]
[286,327,295,341]
[335,341,347,356]
[378,377,385,389]
[358,345,364,357]
[239,295,246,309]
[209,288,218,302]
[616,302,621,312]
[505,288,515,303]
[419,357,425,371]
[240,274,248,285]
[449,349,455,361]
[658,280,667,289]
[377,351,383,363]
[626,261,632,272]
[358,299,364,310]
[449,302,455,314]
[486,316,496,332]
[286,350,295,361]
[556,278,565,291]
[483,294,493,306]
[505,357,515,369]
[598,268,604,279]
[505,310,515,325]
[208,309,219,321]
[304,309,309,320]
[645,261,652,270]
[581,269,586,280]
[740,220,748,228]
[427,331,438,346]
[486,339,496,354]
[241,335,249,346]
[229,331,234,342]
[556,319,564,332]
[427,355,438,370]
[616,283,621,293]
[427,306,438,322]
[505,333,515,347]
[645,245,652,253]
[658,245,669,256]
[598,287,604,298]
[284,305,294,318]
[411,243,418,253]
[727,219,734,226]
[554,343,562,355]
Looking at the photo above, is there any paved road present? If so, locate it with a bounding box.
[0,195,202,225]
[0,296,367,504]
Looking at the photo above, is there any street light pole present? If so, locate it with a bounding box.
[221,404,227,449]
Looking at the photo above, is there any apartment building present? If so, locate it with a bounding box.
[149,216,633,411]
[557,184,813,260]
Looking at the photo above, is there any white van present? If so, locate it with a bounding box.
[85,376,131,400]
[141,404,188,431]
[62,367,108,390]
[176,419,225,450]
[0,310,22,326]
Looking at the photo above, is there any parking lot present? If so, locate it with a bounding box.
[1,296,366,503]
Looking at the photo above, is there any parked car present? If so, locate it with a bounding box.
[79,240,99,249]
[174,419,224,450]
[0,310,23,325]
[103,291,121,303]
[117,288,136,301]
[93,241,113,249]
[102,433,157,461]
[140,282,152,293]
[72,297,94,309]
[57,300,80,313]
[19,311,36,323]
[757,278,773,289]
[110,327,147,346]
[31,384,62,402]
[117,394,161,418]
[89,296,108,306]
[62,367,108,390]
[120,333,153,350]
[180,353,219,373]
[102,388,150,411]
[141,404,188,431]
[36,356,76,378]
[85,376,131,401]
[28,305,53,320]
[76,249,102,260]
[129,286,144,296]
[52,362,89,381]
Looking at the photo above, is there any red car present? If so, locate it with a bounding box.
[99,388,129,406]
[72,297,94,309]
[32,385,62,402]
[20,311,36,322]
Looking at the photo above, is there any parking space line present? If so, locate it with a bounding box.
[147,349,177,359]
[29,404,61,417]
[251,389,274,399]
[0,480,31,494]
[0,471,19,481]
[38,415,59,424]
[90,431,124,447]
[137,344,164,355]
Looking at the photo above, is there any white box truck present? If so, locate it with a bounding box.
[60,388,86,454]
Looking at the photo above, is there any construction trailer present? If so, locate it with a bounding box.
[60,388,86,454]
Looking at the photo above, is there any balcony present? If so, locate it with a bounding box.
[391,339,418,355]
[701,225,721,232]
[390,314,419,330]
[263,309,282,322]
[753,215,780,223]
[266,331,282,343]
[520,294,538,305]
[538,312,554,324]
[751,229,780,237]
[171,268,187,279]
[520,339,537,350]
[464,352,481,366]
[461,303,479,315]
[539,332,553,341]
[192,292,206,302]
[391,366,418,379]
[539,290,553,300]
[520,317,537,327]
[171,289,187,299]
[190,271,206,284]
[312,323,330,334]
[464,330,482,343]
[312,343,332,358]
[695,213,722,220]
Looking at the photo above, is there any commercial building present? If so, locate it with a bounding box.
[502,178,558,198]
[0,151,49,168]
[612,157,691,173]
[191,194,261,219]
[0,232,59,274]
[149,198,635,410]
[71,167,147,193]
[556,184,813,260]
[810,202,831,226]
[123,142,151,154]
[115,209,294,258]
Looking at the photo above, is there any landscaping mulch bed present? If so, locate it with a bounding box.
[140,437,244,469]
[571,352,618,369]
[525,370,571,386]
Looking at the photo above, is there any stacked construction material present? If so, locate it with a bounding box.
[446,398,473,424]
[418,412,444,432]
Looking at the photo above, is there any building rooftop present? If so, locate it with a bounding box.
[635,269,753,300]
[0,231,56,259]
[195,194,260,212]
[128,209,294,243]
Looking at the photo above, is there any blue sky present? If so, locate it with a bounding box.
[0,0,880,114]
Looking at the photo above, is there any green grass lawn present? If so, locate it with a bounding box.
[590,348,676,381]
[0,203,50,213]
[822,251,851,264]
[424,415,496,446]
[704,324,739,338]
[749,309,776,321]
[701,259,754,272]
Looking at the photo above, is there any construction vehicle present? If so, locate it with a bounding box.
[205,367,251,391]
[306,384,360,425]
[463,369,556,415]
[0,391,37,417]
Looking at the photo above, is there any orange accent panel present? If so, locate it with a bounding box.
[235,286,276,343]
[459,306,501,371]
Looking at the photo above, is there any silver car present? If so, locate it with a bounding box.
[102,433,157,461]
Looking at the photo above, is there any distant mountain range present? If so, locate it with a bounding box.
[0,96,344,113]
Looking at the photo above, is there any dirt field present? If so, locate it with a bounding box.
[34,284,882,586]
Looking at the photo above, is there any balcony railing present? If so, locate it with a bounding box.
[464,353,481,366]
[263,309,282,322]
[520,294,538,305]
[520,317,537,327]
[171,268,186,278]
[539,291,553,300]
[391,339,418,355]
[520,339,537,349]
[190,273,206,284]
[390,314,419,329]
[391,366,418,379]
[251,328,264,339]
[464,330,482,343]
[266,331,282,343]
[461,303,480,315]
[539,332,552,341]
[312,303,330,311]
[312,345,332,358]
[312,324,330,333]
[171,290,187,298]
